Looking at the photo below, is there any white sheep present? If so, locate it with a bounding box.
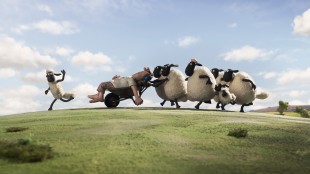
[211,68,225,109]
[185,59,216,109]
[221,69,268,112]
[217,84,237,110]
[152,64,187,108]
[45,69,74,110]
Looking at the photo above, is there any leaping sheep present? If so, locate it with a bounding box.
[45,69,74,111]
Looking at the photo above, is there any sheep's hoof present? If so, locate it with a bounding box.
[195,105,200,109]
[48,108,53,111]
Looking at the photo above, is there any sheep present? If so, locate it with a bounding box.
[211,68,225,109]
[221,69,268,112]
[45,69,74,111]
[152,64,187,108]
[152,66,172,106]
[217,84,237,110]
[185,59,216,109]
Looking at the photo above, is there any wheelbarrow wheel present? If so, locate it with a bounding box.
[104,93,120,108]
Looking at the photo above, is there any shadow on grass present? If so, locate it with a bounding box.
[0,139,54,163]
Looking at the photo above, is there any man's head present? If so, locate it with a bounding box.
[132,67,153,82]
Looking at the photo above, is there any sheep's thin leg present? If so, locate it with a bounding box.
[48,99,57,111]
[216,102,221,109]
[221,104,226,110]
[174,100,180,108]
[195,101,202,109]
[170,101,175,106]
[240,102,253,112]
[160,100,166,106]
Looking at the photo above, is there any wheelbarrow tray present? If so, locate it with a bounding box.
[108,87,134,99]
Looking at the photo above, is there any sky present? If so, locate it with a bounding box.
[1,0,310,116]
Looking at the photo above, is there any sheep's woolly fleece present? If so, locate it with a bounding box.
[187,67,216,102]
[162,69,187,102]
[228,71,268,105]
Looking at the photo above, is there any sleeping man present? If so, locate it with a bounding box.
[88,67,152,105]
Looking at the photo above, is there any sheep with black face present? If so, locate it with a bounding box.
[221,69,268,112]
[211,68,226,109]
[45,69,74,110]
[185,58,216,109]
[152,64,187,108]
[217,84,237,110]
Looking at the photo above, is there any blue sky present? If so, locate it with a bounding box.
[1,0,310,115]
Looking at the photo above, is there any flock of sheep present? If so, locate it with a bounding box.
[152,59,268,112]
[44,59,268,112]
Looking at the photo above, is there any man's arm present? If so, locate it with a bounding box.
[131,85,143,105]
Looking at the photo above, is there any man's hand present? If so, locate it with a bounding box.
[191,58,197,63]
[135,97,143,105]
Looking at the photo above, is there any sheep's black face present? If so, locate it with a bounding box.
[161,64,171,76]
[222,71,233,82]
[46,74,55,82]
[153,66,162,78]
[222,90,228,98]
[185,62,195,76]
[222,69,238,82]
[211,68,223,79]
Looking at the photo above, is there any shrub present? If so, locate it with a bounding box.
[0,139,54,163]
[277,100,289,115]
[6,127,29,133]
[228,128,248,138]
[295,106,310,118]
[300,110,309,118]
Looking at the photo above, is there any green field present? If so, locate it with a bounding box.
[0,108,310,174]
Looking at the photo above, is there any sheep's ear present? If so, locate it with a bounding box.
[233,70,239,73]
[54,73,61,76]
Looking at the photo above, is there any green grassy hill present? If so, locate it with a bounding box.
[0,108,310,174]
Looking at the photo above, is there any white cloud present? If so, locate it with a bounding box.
[289,90,308,98]
[0,68,17,78]
[37,4,53,16]
[71,51,112,71]
[14,19,80,35]
[178,36,199,47]
[68,83,103,108]
[277,68,310,85]
[293,8,310,36]
[0,85,41,116]
[258,71,278,79]
[56,47,74,57]
[223,45,275,61]
[0,36,59,70]
[22,70,74,83]
[228,22,238,28]
[289,100,305,105]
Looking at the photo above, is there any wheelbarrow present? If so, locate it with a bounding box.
[104,81,151,108]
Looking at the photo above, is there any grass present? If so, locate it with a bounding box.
[5,127,29,133]
[268,112,301,117]
[0,107,310,174]
[0,139,54,162]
